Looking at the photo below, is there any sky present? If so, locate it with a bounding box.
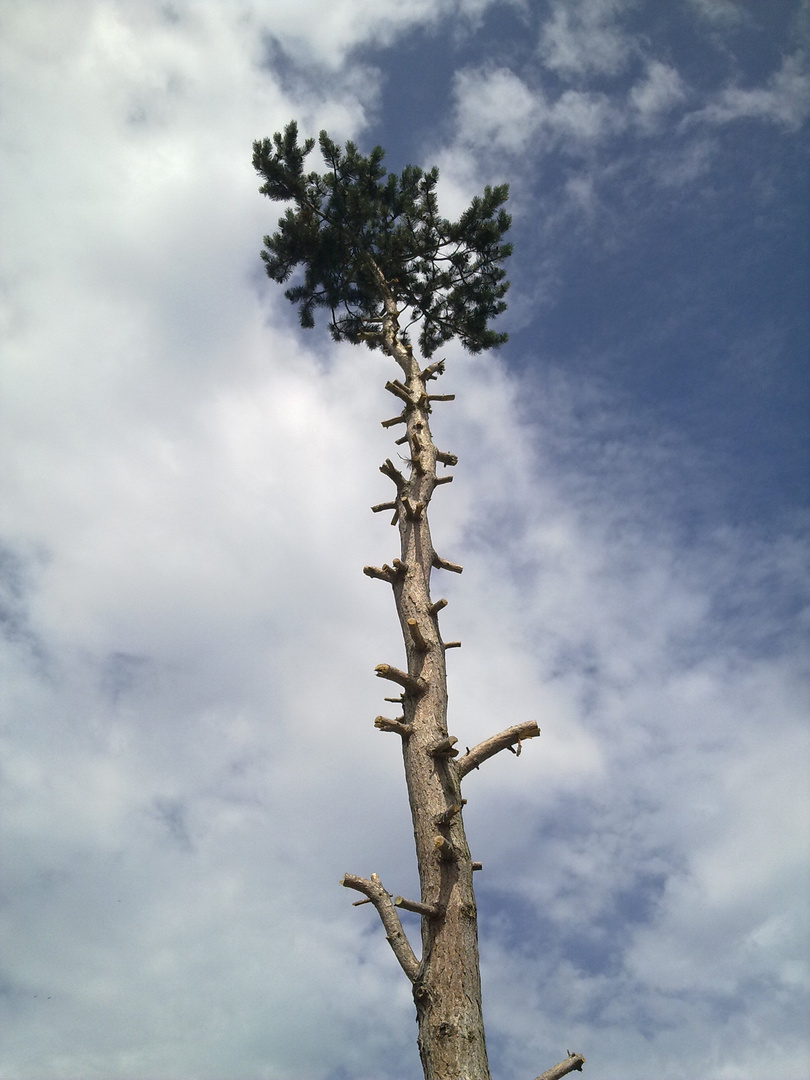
[1,2,808,1079]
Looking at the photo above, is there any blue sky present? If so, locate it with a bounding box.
[1,2,808,1079]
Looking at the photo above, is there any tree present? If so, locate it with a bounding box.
[253,121,585,1080]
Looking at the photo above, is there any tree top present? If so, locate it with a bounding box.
[253,121,512,357]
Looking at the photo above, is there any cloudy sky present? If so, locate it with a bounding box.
[1,2,808,1078]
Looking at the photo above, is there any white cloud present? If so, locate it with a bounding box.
[631,60,687,129]
[685,0,747,25]
[538,0,637,79]
[689,52,810,131]
[452,66,622,156]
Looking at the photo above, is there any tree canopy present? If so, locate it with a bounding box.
[252,121,512,357]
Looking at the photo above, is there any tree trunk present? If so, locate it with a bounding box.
[343,283,566,1080]
[370,295,490,1080]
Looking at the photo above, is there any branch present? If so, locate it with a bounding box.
[534,1053,586,1080]
[432,555,463,574]
[436,450,458,466]
[371,501,398,514]
[374,715,411,738]
[434,800,466,826]
[456,721,540,780]
[364,564,396,583]
[393,896,443,918]
[407,618,429,652]
[421,358,446,381]
[341,873,420,982]
[380,459,406,489]
[434,835,458,861]
[428,735,459,758]
[381,414,407,428]
[375,664,427,696]
[385,380,412,405]
[403,497,425,520]
[363,560,407,583]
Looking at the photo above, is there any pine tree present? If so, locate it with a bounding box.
[253,121,585,1080]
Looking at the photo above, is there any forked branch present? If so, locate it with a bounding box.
[341,873,420,982]
[457,720,540,780]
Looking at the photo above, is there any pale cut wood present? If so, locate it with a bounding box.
[535,1053,586,1080]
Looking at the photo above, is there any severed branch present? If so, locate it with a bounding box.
[375,664,427,696]
[421,358,446,381]
[393,895,443,918]
[428,735,459,758]
[434,801,466,826]
[385,379,413,404]
[380,458,406,489]
[456,721,540,780]
[341,873,420,983]
[374,715,411,738]
[407,617,428,652]
[364,564,397,582]
[432,554,463,574]
[534,1053,586,1080]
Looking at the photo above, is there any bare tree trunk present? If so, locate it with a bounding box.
[342,286,576,1080]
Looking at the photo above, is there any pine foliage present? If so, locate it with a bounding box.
[252,121,512,357]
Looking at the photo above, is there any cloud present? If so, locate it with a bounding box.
[689,52,810,131]
[538,0,637,79]
[1,2,808,1078]
[630,60,687,129]
[452,65,622,157]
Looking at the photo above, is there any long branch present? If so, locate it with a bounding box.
[534,1053,586,1080]
[456,721,540,780]
[341,873,420,982]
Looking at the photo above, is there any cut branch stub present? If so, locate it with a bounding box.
[385,379,413,404]
[403,497,425,519]
[436,450,458,466]
[380,458,406,489]
[421,358,446,381]
[381,414,407,428]
[371,500,398,514]
[375,664,427,697]
[428,735,459,758]
[407,618,429,652]
[363,564,397,583]
[433,554,463,574]
[374,715,411,738]
[429,597,448,616]
[393,896,443,918]
[434,835,458,861]
[434,800,466,826]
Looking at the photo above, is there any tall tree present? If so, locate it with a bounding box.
[253,121,585,1080]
